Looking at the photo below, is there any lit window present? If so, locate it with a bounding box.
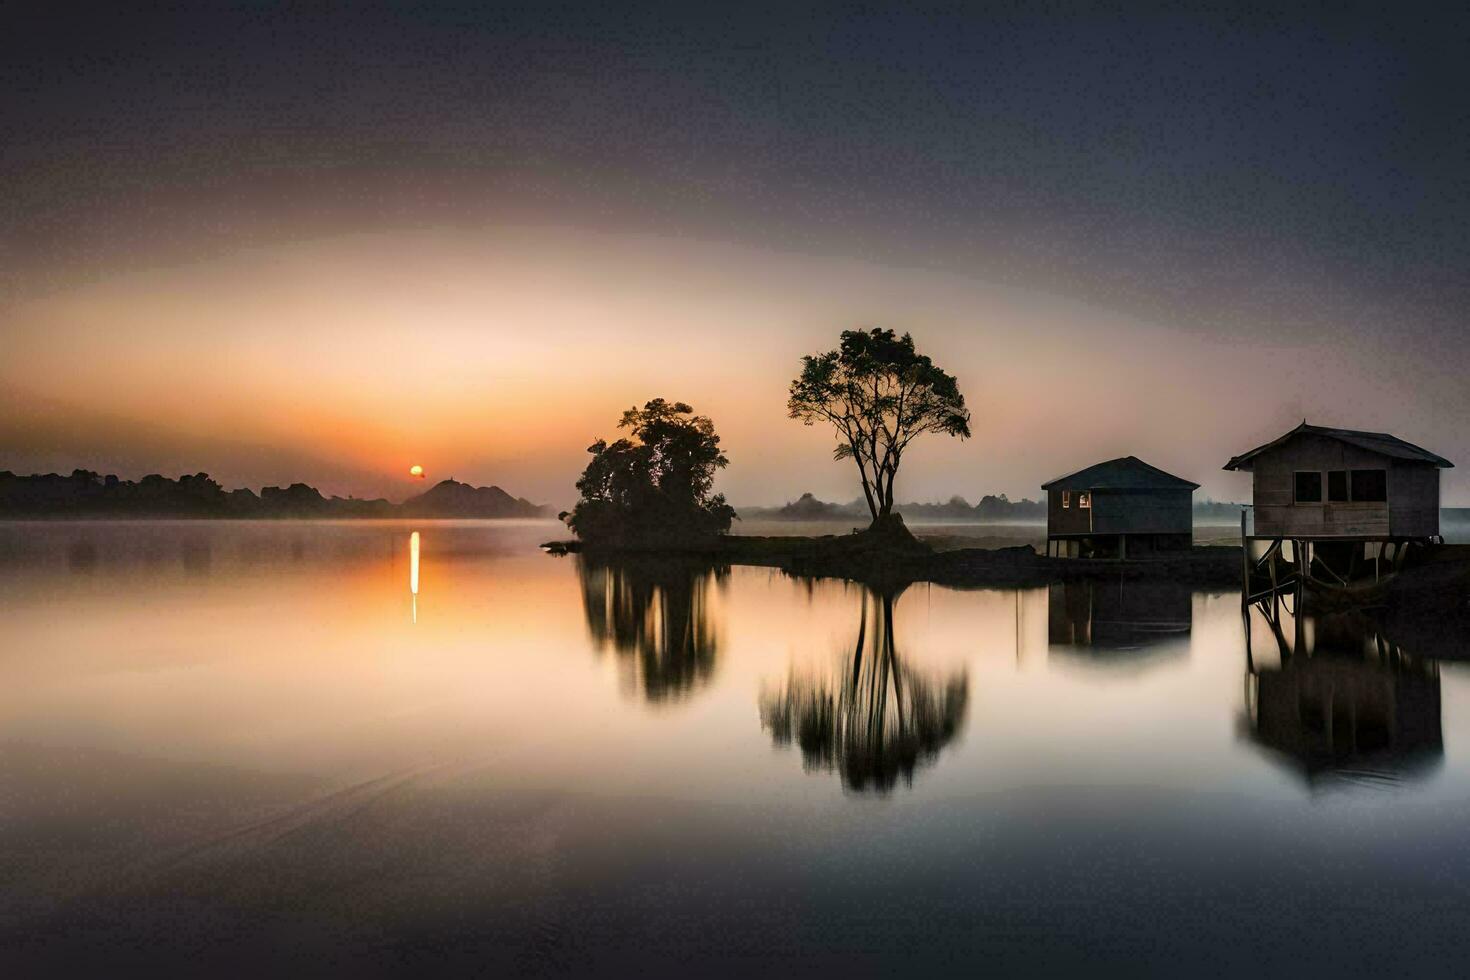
[1078,492,1091,509]
[1294,472,1322,504]
[1062,491,1071,509]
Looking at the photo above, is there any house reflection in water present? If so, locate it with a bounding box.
[1047,580,1192,659]
[1245,607,1443,788]
[576,556,726,704]
[760,586,968,794]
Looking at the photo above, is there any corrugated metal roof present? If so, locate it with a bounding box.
[1042,456,1199,491]
[1222,422,1453,471]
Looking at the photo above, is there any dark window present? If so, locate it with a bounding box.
[1327,470,1349,502]
[1351,469,1387,502]
[1294,471,1322,503]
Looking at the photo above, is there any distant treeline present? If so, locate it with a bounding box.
[0,470,549,519]
[1193,499,1251,521]
[746,491,1250,522]
[743,492,1045,521]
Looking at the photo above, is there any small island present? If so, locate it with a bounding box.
[545,329,1243,590]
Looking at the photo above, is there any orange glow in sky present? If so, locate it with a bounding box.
[1,225,1465,506]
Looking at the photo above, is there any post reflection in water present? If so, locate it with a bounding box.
[575,556,726,704]
[1244,602,1443,789]
[760,585,969,794]
[409,530,420,623]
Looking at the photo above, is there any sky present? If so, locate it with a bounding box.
[3,3,1468,506]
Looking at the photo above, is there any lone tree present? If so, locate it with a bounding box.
[566,398,735,546]
[788,328,971,529]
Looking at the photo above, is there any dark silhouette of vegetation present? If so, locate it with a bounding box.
[788,328,971,529]
[0,470,546,518]
[576,555,726,703]
[565,399,735,547]
[745,491,1047,521]
[744,493,1246,524]
[913,493,1045,520]
[760,585,968,792]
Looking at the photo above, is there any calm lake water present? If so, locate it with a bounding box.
[4,520,1470,976]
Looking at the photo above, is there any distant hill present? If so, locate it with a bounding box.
[762,492,858,520]
[0,469,550,519]
[400,479,545,518]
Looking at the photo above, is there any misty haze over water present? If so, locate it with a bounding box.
[4,519,1470,974]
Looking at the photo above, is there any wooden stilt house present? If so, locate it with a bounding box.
[1042,456,1198,559]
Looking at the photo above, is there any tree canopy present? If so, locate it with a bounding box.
[565,398,735,546]
[788,328,971,525]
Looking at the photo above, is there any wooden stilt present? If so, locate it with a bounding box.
[1293,568,1305,657]
[1269,548,1279,621]
[1240,512,1249,604]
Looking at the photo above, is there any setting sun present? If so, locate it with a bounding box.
[409,464,425,479]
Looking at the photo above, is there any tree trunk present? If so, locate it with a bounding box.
[850,444,879,523]
[880,463,898,517]
[857,468,878,522]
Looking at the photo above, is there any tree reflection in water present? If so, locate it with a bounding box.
[761,586,968,793]
[576,556,727,704]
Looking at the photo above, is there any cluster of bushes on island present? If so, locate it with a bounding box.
[0,469,549,519]
[562,399,735,548]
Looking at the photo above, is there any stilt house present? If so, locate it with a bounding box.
[1223,422,1452,541]
[1042,456,1197,558]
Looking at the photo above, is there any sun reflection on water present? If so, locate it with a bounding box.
[409,530,420,623]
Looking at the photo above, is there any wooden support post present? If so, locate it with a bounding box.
[1269,547,1279,622]
[1293,567,1305,657]
[1240,511,1249,605]
[1242,601,1254,673]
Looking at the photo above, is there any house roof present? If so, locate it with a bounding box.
[1042,456,1199,491]
[1222,422,1453,471]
